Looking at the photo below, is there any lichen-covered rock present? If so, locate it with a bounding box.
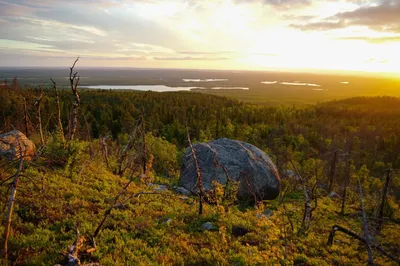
[0,130,35,160]
[180,138,280,201]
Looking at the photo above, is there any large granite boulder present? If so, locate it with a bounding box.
[180,138,280,201]
[0,130,35,160]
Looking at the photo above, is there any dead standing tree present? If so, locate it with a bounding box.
[376,169,392,233]
[358,177,374,265]
[68,57,81,141]
[50,78,64,140]
[340,153,351,215]
[186,126,205,215]
[34,86,45,146]
[288,159,318,232]
[328,149,340,193]
[23,97,29,138]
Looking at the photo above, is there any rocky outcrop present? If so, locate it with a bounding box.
[180,138,280,201]
[0,130,35,160]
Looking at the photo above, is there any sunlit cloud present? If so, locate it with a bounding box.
[0,0,398,74]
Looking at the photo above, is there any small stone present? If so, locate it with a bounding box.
[201,222,217,231]
[159,217,173,226]
[257,209,273,219]
[174,186,191,196]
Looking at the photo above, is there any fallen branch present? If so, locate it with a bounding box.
[327,224,399,264]
[2,139,24,259]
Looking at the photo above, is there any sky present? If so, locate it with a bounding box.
[0,0,399,74]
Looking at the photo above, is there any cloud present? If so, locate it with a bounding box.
[291,21,346,31]
[153,56,231,61]
[336,35,400,43]
[234,0,311,9]
[0,1,36,17]
[290,0,400,32]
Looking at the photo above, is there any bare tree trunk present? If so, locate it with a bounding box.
[68,57,81,141]
[141,112,146,175]
[328,150,339,193]
[358,178,374,265]
[50,78,64,140]
[35,91,45,146]
[82,112,91,142]
[2,149,24,259]
[23,97,29,138]
[341,156,350,215]
[101,136,110,168]
[376,169,392,232]
[186,126,204,215]
[288,159,317,232]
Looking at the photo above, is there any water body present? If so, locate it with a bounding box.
[210,87,249,90]
[82,85,196,92]
[183,78,228,82]
[82,85,249,91]
[261,81,321,87]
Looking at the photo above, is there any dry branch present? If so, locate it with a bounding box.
[2,139,24,259]
[327,224,399,264]
[358,178,374,265]
[186,126,204,215]
[68,57,81,140]
[50,78,64,140]
[34,88,45,146]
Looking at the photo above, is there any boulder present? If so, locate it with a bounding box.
[0,130,35,161]
[180,138,280,201]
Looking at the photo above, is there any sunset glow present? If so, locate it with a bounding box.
[0,0,399,75]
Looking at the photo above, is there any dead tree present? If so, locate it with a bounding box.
[288,159,317,232]
[2,140,24,259]
[358,178,374,265]
[34,88,45,146]
[68,57,81,140]
[328,150,339,193]
[23,97,29,138]
[327,224,399,264]
[100,135,110,168]
[141,112,147,175]
[117,119,141,177]
[186,126,204,215]
[376,169,392,232]
[50,78,64,140]
[91,178,158,247]
[340,154,350,215]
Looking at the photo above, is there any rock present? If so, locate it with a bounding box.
[148,183,168,192]
[180,138,280,201]
[159,217,173,226]
[282,169,300,180]
[0,130,35,161]
[201,222,217,231]
[174,186,191,196]
[329,191,341,198]
[256,209,274,219]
